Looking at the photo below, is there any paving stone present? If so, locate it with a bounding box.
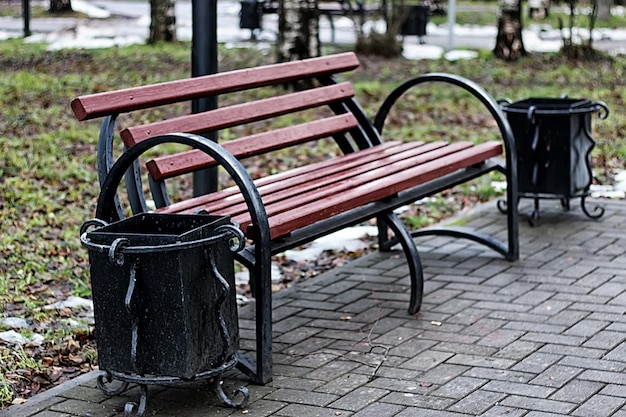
[273,316,315,334]
[264,388,338,407]
[463,367,535,383]
[430,376,487,399]
[447,389,505,415]
[399,350,454,371]
[494,340,543,360]
[275,403,353,417]
[512,352,563,373]
[584,330,626,350]
[478,328,526,348]
[521,332,586,347]
[381,391,454,409]
[530,364,581,388]
[314,369,372,395]
[558,355,625,372]
[571,394,626,417]
[305,359,362,381]
[351,402,405,417]
[479,405,528,417]
[48,400,117,417]
[434,341,497,357]
[365,376,433,395]
[395,408,466,417]
[28,412,74,417]
[538,344,605,360]
[446,353,516,370]
[275,326,323,344]
[388,338,437,358]
[417,364,469,385]
[499,395,576,414]
[550,379,604,403]
[482,380,556,398]
[578,370,626,385]
[329,387,390,411]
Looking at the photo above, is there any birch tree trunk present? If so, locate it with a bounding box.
[277,0,320,62]
[494,0,526,60]
[49,0,72,13]
[596,0,611,21]
[149,0,177,43]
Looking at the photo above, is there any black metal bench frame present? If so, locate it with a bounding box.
[72,52,519,386]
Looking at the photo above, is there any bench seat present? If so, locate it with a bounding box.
[155,141,503,240]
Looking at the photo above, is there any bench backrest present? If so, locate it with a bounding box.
[71,52,381,185]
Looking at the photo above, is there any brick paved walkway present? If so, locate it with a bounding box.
[3,198,626,417]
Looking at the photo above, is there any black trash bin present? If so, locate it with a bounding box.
[240,0,263,38]
[82,213,242,379]
[400,4,429,43]
[500,97,609,222]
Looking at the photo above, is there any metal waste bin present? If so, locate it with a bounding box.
[500,97,609,223]
[240,0,263,38]
[400,4,429,43]
[81,213,249,412]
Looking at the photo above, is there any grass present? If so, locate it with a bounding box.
[1,36,625,408]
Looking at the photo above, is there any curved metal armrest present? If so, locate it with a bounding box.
[94,133,269,250]
[374,73,517,166]
[373,72,519,260]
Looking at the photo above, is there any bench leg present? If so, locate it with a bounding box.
[379,212,424,315]
[236,247,274,385]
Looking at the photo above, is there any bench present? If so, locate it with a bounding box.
[259,0,384,42]
[71,52,519,385]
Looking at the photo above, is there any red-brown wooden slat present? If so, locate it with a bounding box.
[153,141,412,214]
[230,141,478,224]
[71,52,360,121]
[246,141,503,239]
[159,141,450,218]
[120,82,354,145]
[146,113,359,181]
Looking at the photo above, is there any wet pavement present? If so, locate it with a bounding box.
[3,197,626,416]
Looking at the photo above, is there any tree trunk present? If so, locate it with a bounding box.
[494,0,526,60]
[149,0,177,43]
[49,0,72,13]
[596,0,611,21]
[277,0,320,63]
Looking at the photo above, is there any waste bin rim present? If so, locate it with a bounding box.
[81,223,244,254]
[500,98,608,117]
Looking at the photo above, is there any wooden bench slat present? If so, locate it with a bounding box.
[146,113,359,181]
[159,141,449,217]
[154,141,408,214]
[229,141,481,224]
[257,141,503,239]
[71,52,360,121]
[121,82,354,145]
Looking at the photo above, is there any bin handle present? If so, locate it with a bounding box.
[593,101,610,120]
[79,218,108,236]
[108,237,129,266]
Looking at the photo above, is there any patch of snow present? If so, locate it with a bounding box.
[71,0,111,18]
[235,262,282,285]
[0,330,30,345]
[444,50,479,61]
[403,43,444,60]
[284,226,378,262]
[2,317,31,329]
[44,296,94,311]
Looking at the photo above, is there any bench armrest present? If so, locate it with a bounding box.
[373,73,519,260]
